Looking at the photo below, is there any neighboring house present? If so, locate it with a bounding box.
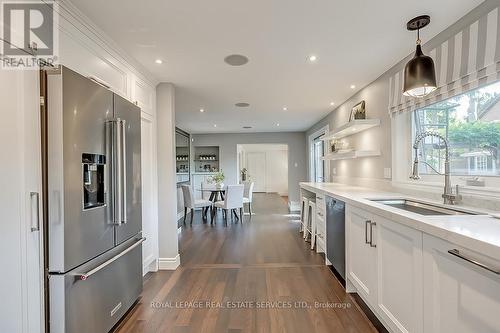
[460,151,497,175]
[479,94,500,121]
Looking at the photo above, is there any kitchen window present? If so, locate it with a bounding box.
[411,80,500,186]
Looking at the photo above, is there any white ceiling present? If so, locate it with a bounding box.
[72,0,483,133]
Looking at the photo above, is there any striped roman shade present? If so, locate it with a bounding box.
[389,6,500,115]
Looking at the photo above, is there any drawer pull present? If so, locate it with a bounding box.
[448,249,500,275]
[365,220,371,244]
[77,237,145,281]
[369,221,376,248]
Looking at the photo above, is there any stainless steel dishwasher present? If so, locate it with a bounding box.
[326,196,346,284]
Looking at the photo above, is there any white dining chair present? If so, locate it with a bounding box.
[212,184,244,225]
[181,185,212,225]
[242,181,255,216]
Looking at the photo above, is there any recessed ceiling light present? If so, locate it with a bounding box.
[330,102,335,106]
[282,107,288,111]
[276,123,280,127]
[243,126,252,129]
[213,124,217,127]
[224,54,249,66]
[155,59,163,64]
[308,55,318,62]
[350,84,356,89]
[199,108,205,113]
[235,102,250,107]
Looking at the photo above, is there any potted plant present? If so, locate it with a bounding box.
[208,170,225,189]
[241,168,249,181]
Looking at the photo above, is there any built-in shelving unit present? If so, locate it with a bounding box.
[194,146,220,172]
[322,119,380,140]
[322,150,381,161]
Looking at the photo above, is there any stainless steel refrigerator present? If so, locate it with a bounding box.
[45,66,144,332]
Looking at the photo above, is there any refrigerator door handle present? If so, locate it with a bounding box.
[76,237,145,281]
[121,119,127,224]
[108,119,122,225]
[30,192,40,232]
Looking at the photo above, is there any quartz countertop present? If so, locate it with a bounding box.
[300,182,500,259]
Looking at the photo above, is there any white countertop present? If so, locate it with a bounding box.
[300,182,500,259]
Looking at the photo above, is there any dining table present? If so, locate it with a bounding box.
[197,188,225,217]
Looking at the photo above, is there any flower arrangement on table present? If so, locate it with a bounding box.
[208,170,225,189]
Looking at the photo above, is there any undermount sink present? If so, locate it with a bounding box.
[370,199,478,216]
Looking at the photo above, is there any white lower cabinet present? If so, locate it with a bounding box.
[346,206,377,305]
[375,216,423,333]
[347,205,423,333]
[423,234,500,333]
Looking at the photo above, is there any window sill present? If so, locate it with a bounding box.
[392,180,500,200]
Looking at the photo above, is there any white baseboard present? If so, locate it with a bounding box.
[158,254,180,270]
[143,256,158,275]
[288,201,300,212]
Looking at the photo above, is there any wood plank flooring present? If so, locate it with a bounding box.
[115,193,377,333]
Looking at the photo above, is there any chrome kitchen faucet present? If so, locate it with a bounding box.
[410,131,461,205]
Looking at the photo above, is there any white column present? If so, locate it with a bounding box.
[156,83,180,269]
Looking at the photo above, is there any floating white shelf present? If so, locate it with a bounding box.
[322,119,380,140]
[322,150,381,161]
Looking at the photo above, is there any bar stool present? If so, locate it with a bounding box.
[305,201,317,250]
[300,196,309,234]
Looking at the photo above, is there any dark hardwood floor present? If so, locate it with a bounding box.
[115,193,377,333]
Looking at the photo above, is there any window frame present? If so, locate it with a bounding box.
[391,92,500,200]
[308,125,329,183]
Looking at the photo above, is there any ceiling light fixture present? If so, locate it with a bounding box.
[213,124,217,127]
[235,102,250,107]
[308,55,318,62]
[276,123,280,127]
[330,102,335,106]
[350,85,356,89]
[155,59,163,64]
[282,107,288,111]
[243,126,252,129]
[403,15,437,98]
[199,108,205,113]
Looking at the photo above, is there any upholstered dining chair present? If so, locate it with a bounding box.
[212,184,244,225]
[181,185,212,225]
[242,181,255,216]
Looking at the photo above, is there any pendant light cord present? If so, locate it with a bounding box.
[416,28,421,45]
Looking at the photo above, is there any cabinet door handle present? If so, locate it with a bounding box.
[369,221,377,247]
[365,220,371,244]
[30,192,40,232]
[448,249,500,275]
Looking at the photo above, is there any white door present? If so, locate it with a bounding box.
[423,234,500,333]
[0,70,44,332]
[346,206,377,305]
[246,152,266,192]
[376,217,423,333]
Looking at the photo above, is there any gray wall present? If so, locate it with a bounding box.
[306,0,498,187]
[191,132,307,206]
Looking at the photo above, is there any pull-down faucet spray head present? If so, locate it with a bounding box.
[410,149,421,180]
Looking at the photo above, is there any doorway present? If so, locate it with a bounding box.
[237,144,288,195]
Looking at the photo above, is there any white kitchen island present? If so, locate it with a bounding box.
[300,182,500,333]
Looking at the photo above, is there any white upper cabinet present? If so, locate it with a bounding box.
[423,234,500,333]
[346,205,377,305]
[375,216,423,333]
[132,76,155,115]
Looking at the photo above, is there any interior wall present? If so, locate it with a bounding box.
[191,132,306,208]
[306,0,498,191]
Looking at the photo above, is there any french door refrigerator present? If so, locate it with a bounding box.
[45,66,144,332]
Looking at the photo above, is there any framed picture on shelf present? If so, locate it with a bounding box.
[349,100,366,121]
